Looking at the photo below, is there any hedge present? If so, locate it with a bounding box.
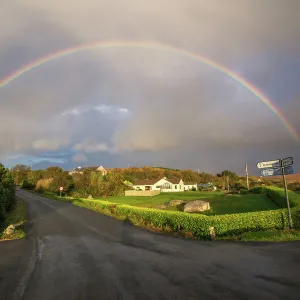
[250,186,300,229]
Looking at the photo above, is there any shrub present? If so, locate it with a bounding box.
[21,178,35,190]
[240,189,249,195]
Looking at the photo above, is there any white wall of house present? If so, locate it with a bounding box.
[133,178,184,192]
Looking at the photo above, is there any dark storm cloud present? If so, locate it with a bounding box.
[1,0,300,172]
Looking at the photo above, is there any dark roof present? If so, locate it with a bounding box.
[134,179,160,185]
[167,178,181,184]
[184,182,197,185]
[134,177,182,186]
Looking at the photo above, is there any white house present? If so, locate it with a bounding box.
[133,177,184,192]
[184,182,198,191]
[69,165,107,176]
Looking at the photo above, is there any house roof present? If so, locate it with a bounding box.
[71,166,106,172]
[134,177,182,186]
[134,179,160,185]
[167,178,181,184]
[184,182,197,185]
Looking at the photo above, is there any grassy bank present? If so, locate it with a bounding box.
[219,229,300,242]
[0,198,26,241]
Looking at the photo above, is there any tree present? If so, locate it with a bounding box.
[48,171,73,194]
[44,166,63,179]
[0,163,16,221]
[181,170,199,183]
[11,164,31,185]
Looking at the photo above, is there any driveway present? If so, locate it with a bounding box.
[1,189,300,300]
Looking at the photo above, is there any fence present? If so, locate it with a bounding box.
[125,190,161,197]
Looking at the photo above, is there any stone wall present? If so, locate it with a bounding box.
[125,190,161,197]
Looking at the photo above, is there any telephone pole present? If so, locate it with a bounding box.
[245,164,249,190]
[226,176,229,192]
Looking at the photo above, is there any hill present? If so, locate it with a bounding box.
[267,174,300,183]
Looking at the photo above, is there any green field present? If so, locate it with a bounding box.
[94,191,280,216]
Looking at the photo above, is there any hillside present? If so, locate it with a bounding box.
[267,174,300,183]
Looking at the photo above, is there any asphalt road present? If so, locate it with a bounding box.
[1,190,300,300]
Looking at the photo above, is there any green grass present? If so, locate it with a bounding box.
[96,191,220,207]
[0,198,26,240]
[219,229,300,242]
[98,192,280,216]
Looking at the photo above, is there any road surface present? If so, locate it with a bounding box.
[1,190,300,300]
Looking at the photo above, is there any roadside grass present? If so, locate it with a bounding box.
[218,229,300,242]
[0,198,26,241]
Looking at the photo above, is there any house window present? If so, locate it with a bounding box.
[156,185,161,188]
[162,183,171,189]
[175,185,177,189]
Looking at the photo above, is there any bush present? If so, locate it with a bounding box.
[21,178,35,190]
[0,164,16,222]
[240,189,249,195]
[249,186,300,229]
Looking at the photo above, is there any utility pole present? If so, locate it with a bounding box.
[226,176,229,192]
[245,164,249,190]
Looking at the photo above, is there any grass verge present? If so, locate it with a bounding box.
[0,198,26,241]
[218,229,300,242]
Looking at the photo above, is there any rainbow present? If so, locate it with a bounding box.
[0,40,299,143]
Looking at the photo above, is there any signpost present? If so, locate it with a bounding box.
[260,166,294,177]
[59,186,63,197]
[257,157,294,229]
[257,160,280,169]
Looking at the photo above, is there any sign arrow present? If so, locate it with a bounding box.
[257,159,280,169]
[281,157,293,168]
[260,166,294,177]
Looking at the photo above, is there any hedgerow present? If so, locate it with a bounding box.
[250,186,300,229]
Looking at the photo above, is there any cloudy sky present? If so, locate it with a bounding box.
[1,0,300,175]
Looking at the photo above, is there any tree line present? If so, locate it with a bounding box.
[10,164,290,199]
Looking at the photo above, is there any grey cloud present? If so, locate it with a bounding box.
[72,153,88,163]
[1,0,300,172]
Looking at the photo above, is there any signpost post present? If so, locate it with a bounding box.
[59,186,63,197]
[257,157,294,229]
[280,160,293,229]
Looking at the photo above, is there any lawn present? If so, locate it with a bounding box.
[94,192,280,216]
[97,191,221,207]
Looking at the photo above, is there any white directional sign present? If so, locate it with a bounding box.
[257,160,280,169]
[260,166,294,177]
[281,157,293,168]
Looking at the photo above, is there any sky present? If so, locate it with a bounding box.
[1,0,300,175]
